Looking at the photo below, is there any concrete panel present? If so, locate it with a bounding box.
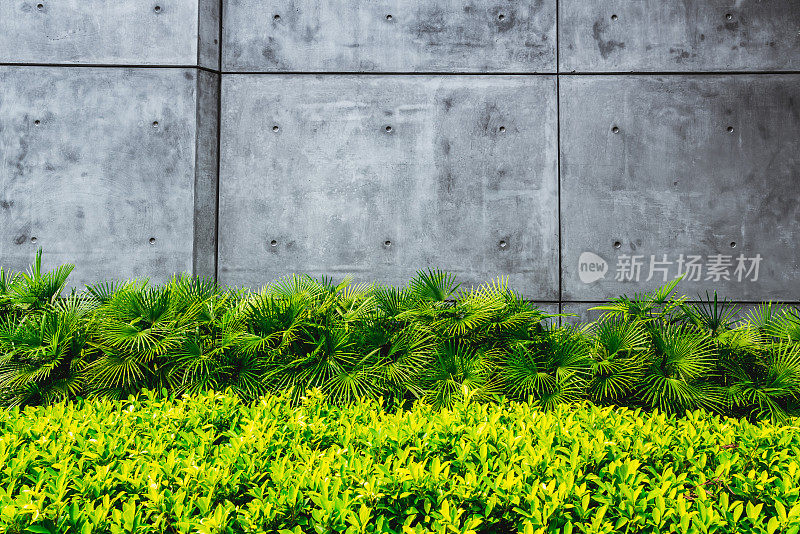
[192,70,220,278]
[198,0,221,70]
[219,75,558,298]
[561,75,800,302]
[0,66,210,288]
[561,302,605,326]
[531,302,560,327]
[0,0,217,67]
[223,0,556,72]
[559,0,800,72]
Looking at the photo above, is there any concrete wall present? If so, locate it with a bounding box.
[0,0,219,287]
[1,1,799,314]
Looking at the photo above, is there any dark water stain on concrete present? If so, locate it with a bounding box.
[64,149,81,163]
[757,123,771,141]
[302,23,321,44]
[592,20,624,59]
[723,20,740,32]
[440,170,456,194]
[14,135,30,175]
[670,48,693,63]
[411,6,448,40]
[440,139,451,156]
[788,97,799,122]
[478,102,500,133]
[261,47,279,64]
[261,38,282,66]
[0,200,13,210]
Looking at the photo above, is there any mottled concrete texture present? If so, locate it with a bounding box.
[560,0,800,72]
[561,75,800,302]
[218,75,559,298]
[2,0,800,305]
[192,70,220,278]
[0,67,216,287]
[560,303,605,326]
[198,0,222,70]
[223,0,556,72]
[0,0,219,68]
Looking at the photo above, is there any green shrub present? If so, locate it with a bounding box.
[1,251,800,420]
[0,391,798,533]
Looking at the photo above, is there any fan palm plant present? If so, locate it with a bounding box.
[0,266,22,320]
[592,277,687,327]
[724,342,800,421]
[421,342,497,409]
[683,292,740,339]
[169,276,248,396]
[1,249,74,314]
[586,318,648,403]
[498,326,590,409]
[86,281,200,397]
[638,324,721,413]
[765,307,800,344]
[0,295,93,406]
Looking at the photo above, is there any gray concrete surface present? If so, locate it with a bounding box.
[560,0,800,72]
[222,0,556,72]
[198,0,222,70]
[192,69,220,279]
[0,1,219,67]
[1,1,799,306]
[0,67,215,287]
[561,74,800,302]
[218,75,559,298]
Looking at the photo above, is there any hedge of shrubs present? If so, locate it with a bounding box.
[1,390,799,534]
[1,251,800,420]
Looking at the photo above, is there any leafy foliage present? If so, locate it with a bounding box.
[0,252,799,421]
[1,391,799,534]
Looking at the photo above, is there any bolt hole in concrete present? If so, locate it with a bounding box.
[154,5,161,13]
[273,14,280,21]
[612,126,620,134]
[270,240,278,247]
[30,237,38,244]
[36,3,44,11]
[34,120,40,125]
[386,14,392,20]
[152,121,159,128]
[499,126,506,133]
[498,14,505,21]
[726,13,733,20]
[385,125,393,132]
[384,240,392,247]
[149,237,156,245]
[614,241,622,249]
[272,125,279,132]
[611,14,618,21]
[731,242,737,248]
[499,240,508,249]
[727,126,734,133]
